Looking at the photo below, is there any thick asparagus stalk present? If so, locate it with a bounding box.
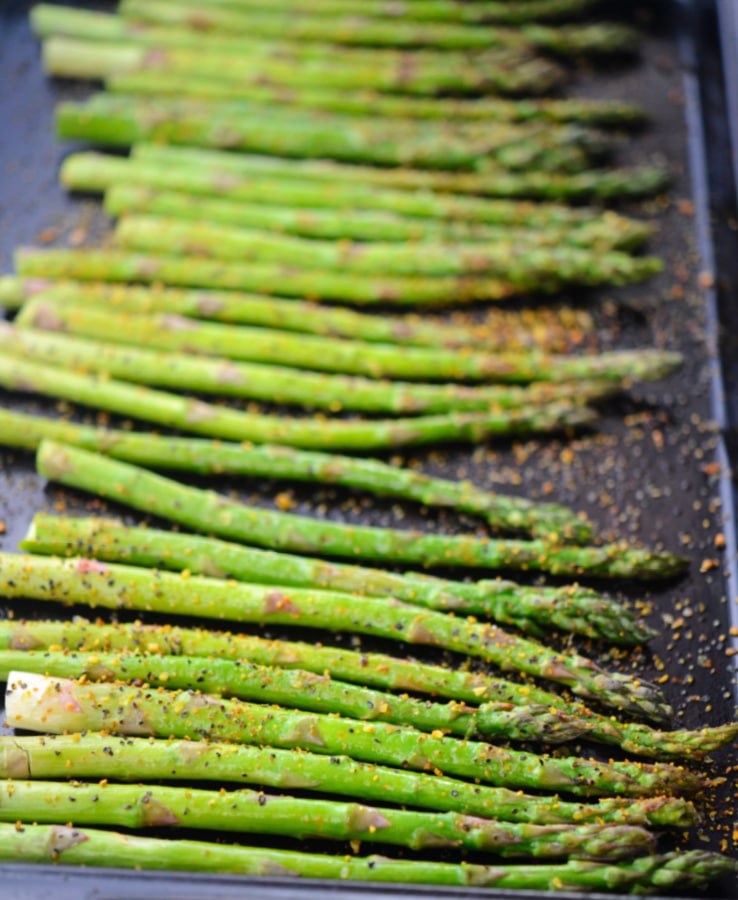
[0,734,698,828]
[105,71,648,129]
[39,28,566,97]
[0,353,593,450]
[4,672,698,795]
[19,299,679,386]
[112,214,660,288]
[104,186,654,250]
[1,822,733,892]
[0,550,670,722]
[0,277,597,353]
[1,413,599,546]
[57,97,602,173]
[63,151,631,228]
[142,0,603,27]
[5,321,610,416]
[0,776,655,859]
[12,247,598,307]
[36,441,688,583]
[8,613,735,761]
[0,648,594,746]
[119,0,640,55]
[21,514,655,644]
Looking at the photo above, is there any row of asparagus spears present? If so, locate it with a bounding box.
[3,1,735,893]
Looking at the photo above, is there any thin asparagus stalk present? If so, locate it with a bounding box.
[63,151,631,228]
[0,277,598,353]
[12,247,595,307]
[36,440,688,584]
[19,514,650,644]
[0,776,655,859]
[19,299,679,385]
[57,98,602,173]
[0,648,595,746]
[143,0,603,27]
[0,352,594,450]
[39,27,567,97]
[119,0,640,55]
[1,822,733,892]
[5,320,611,416]
[8,613,735,761]
[0,549,671,723]
[105,71,648,128]
[0,734,698,828]
[0,413,599,546]
[104,185,654,250]
[4,672,698,795]
[112,214,660,288]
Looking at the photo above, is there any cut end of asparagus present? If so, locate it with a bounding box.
[5,670,77,733]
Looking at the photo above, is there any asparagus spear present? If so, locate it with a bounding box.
[0,777,655,859]
[57,97,602,173]
[119,0,640,55]
[1,821,733,892]
[8,613,735,761]
[0,648,594,746]
[1,412,599,546]
[18,299,679,385]
[0,353,594,450]
[105,71,649,129]
[11,247,599,307]
[0,550,671,722]
[0,277,597,353]
[36,440,688,583]
[5,321,610,416]
[20,513,652,644]
[145,0,603,27]
[3,672,697,795]
[39,27,567,97]
[0,734,698,828]
[104,186,654,250]
[62,151,632,227]
[112,214,660,288]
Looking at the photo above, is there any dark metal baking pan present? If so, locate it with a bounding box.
[1,0,737,897]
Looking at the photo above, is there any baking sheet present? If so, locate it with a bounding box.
[1,0,737,897]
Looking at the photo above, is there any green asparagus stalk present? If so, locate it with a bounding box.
[119,0,641,55]
[129,143,667,207]
[19,299,679,386]
[0,353,594,450]
[1,822,733,892]
[5,320,611,416]
[3,672,698,795]
[15,248,576,308]
[36,441,688,583]
[0,648,595,746]
[141,0,603,27]
[63,151,632,228]
[39,28,567,97]
[8,613,735,761]
[0,549,671,722]
[19,513,650,644]
[12,247,593,307]
[57,97,603,173]
[1,412,599,546]
[0,277,597,353]
[112,214,660,288]
[104,186,654,250]
[0,776,656,859]
[0,734,698,828]
[105,71,648,129]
